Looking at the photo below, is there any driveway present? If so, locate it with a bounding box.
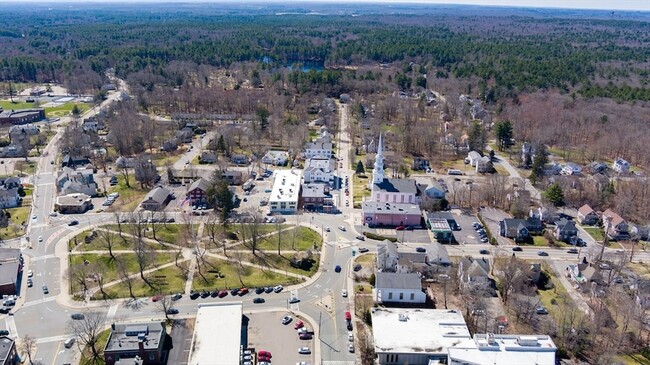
[166,319,194,365]
[479,207,512,246]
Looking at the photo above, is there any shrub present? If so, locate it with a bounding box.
[363,232,397,242]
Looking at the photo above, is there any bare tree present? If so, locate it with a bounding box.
[68,262,91,297]
[116,256,136,302]
[92,261,110,301]
[19,335,37,365]
[68,312,106,362]
[157,294,174,321]
[97,229,118,262]
[238,210,264,255]
[493,255,528,304]
[205,212,226,255]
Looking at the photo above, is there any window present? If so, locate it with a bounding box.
[149,353,156,360]
[410,293,414,300]
[388,292,393,300]
[399,293,403,300]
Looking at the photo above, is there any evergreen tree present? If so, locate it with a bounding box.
[467,122,486,152]
[529,146,548,183]
[355,160,365,174]
[217,135,227,153]
[494,120,514,151]
[206,171,234,224]
[256,106,269,130]
[544,183,564,206]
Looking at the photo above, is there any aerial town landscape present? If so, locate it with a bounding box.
[0,1,649,365]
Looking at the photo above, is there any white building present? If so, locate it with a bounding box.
[189,302,243,365]
[371,307,470,365]
[447,333,557,365]
[561,162,582,175]
[373,272,426,304]
[261,150,289,166]
[303,157,335,183]
[304,135,333,159]
[369,134,424,204]
[612,158,630,174]
[268,169,302,214]
[467,151,482,166]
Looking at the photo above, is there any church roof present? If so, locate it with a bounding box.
[373,178,419,194]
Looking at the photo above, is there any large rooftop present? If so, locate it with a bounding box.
[104,322,165,353]
[371,308,470,355]
[189,302,243,365]
[362,201,421,215]
[447,334,557,365]
[269,169,302,203]
[0,336,15,364]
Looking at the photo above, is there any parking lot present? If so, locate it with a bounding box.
[246,311,315,365]
[449,210,484,245]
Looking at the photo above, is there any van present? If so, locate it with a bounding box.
[64,337,75,348]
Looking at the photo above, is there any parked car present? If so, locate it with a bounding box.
[151,294,163,302]
[348,331,354,341]
[64,337,75,348]
[353,264,362,272]
[190,291,200,300]
[299,333,313,340]
[396,225,406,230]
[415,247,426,253]
[294,320,304,329]
[324,227,331,232]
[298,347,311,354]
[255,287,265,294]
[70,313,85,320]
[342,289,348,297]
[210,290,219,298]
[218,290,228,298]
[27,270,33,277]
[171,293,183,301]
[356,235,365,241]
[200,290,210,298]
[358,247,369,253]
[536,306,548,315]
[348,342,355,353]
[258,350,272,359]
[273,285,284,293]
[26,279,33,287]
[253,297,265,304]
[282,315,293,325]
[345,311,351,321]
[238,288,249,296]
[230,288,240,296]
[347,322,353,331]
[0,330,8,336]
[264,286,274,293]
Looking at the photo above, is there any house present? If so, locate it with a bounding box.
[466,151,482,166]
[82,118,105,132]
[140,187,171,211]
[0,108,46,125]
[458,257,491,289]
[612,158,630,174]
[199,151,217,164]
[9,124,39,137]
[476,156,493,173]
[0,248,22,296]
[521,142,538,167]
[186,178,210,205]
[115,156,135,169]
[566,263,605,286]
[373,272,426,304]
[554,219,578,242]
[447,334,557,365]
[371,307,470,365]
[412,157,430,171]
[376,240,451,274]
[561,162,582,175]
[161,138,178,152]
[0,145,23,158]
[362,202,422,228]
[499,217,543,242]
[303,157,335,183]
[61,155,91,169]
[189,303,243,365]
[102,83,117,91]
[544,162,563,175]
[577,204,598,225]
[55,193,92,214]
[0,177,21,190]
[261,150,289,166]
[175,129,193,143]
[587,161,608,175]
[602,209,629,240]
[230,154,249,165]
[57,167,98,197]
[104,322,167,365]
[0,189,19,209]
[222,170,243,185]
[424,181,446,199]
[300,183,334,213]
[304,135,333,159]
[339,93,351,103]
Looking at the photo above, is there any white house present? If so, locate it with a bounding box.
[458,257,491,289]
[303,157,335,183]
[56,167,98,197]
[448,334,557,365]
[612,158,630,174]
[261,150,289,166]
[561,163,582,175]
[0,189,19,209]
[424,181,446,199]
[304,135,333,159]
[467,151,482,166]
[373,272,426,304]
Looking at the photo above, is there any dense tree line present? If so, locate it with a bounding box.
[0,5,648,101]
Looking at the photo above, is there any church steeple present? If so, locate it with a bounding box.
[372,133,385,184]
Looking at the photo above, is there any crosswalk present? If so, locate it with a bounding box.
[5,315,17,338]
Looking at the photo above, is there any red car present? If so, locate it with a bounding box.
[258,350,272,359]
[151,294,163,302]
[345,311,351,321]
[218,290,228,298]
[239,288,249,296]
[395,225,406,231]
[294,320,304,329]
[258,355,271,362]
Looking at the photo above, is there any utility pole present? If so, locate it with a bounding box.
[598,215,612,262]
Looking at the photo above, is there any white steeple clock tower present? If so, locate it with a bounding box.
[371,133,385,188]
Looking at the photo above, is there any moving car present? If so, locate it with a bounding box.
[288,297,300,304]
[535,306,548,315]
[38,236,43,242]
[64,337,75,348]
[282,315,293,325]
[358,247,369,253]
[479,249,490,254]
[334,265,342,273]
[70,313,85,320]
[298,347,311,354]
[171,293,183,301]
[253,297,265,304]
[342,289,348,298]
[356,235,365,241]
[68,220,79,226]
[166,308,179,315]
[512,246,523,252]
[567,248,579,254]
[324,227,331,232]
[338,226,346,231]
[537,251,549,256]
[42,285,49,294]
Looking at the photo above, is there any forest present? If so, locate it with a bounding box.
[0,3,649,102]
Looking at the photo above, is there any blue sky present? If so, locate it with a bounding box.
[9,0,650,11]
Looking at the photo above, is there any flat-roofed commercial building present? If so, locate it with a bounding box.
[447,333,557,365]
[268,169,302,214]
[189,302,244,365]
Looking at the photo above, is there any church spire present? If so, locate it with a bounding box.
[372,133,385,184]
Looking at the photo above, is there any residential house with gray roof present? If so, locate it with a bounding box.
[141,187,171,211]
[373,272,426,304]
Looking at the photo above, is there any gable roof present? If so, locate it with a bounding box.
[375,272,422,290]
[603,209,625,227]
[373,178,418,194]
[143,187,170,204]
[460,258,490,278]
[555,219,577,232]
[578,204,595,217]
[187,178,211,194]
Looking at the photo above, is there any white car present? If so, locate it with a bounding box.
[341,289,348,298]
[298,347,311,354]
[348,331,354,341]
[38,236,43,242]
[32,215,37,219]
[282,315,293,325]
[338,226,346,231]
[324,227,331,232]
[27,270,33,277]
[348,342,355,353]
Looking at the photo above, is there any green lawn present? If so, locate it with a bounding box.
[45,102,91,118]
[69,252,174,294]
[0,206,30,241]
[106,175,148,212]
[582,226,604,241]
[239,251,320,276]
[353,174,371,206]
[0,100,36,110]
[235,226,321,251]
[103,223,199,245]
[532,235,550,247]
[537,266,575,321]
[95,265,186,299]
[191,257,302,291]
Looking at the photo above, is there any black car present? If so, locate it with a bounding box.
[358,247,369,253]
[567,248,579,254]
[415,247,426,253]
[0,307,9,314]
[253,297,265,304]
[171,293,183,301]
[70,313,85,320]
[264,287,274,293]
[210,290,219,298]
[255,287,265,295]
[68,220,79,226]
[166,308,179,315]
[190,292,200,300]
[512,246,523,252]
[0,330,8,336]
[230,288,240,296]
[346,322,353,331]
[200,290,210,298]
[479,249,490,255]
